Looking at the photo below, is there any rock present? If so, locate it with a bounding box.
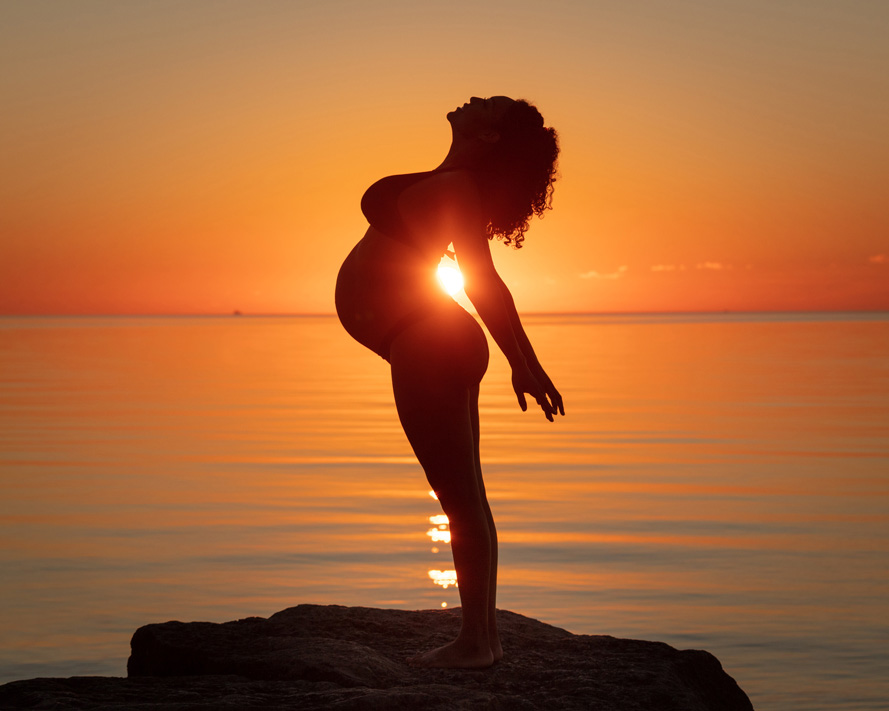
[0,605,754,710]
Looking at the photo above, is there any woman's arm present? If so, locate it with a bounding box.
[443,185,561,419]
[460,255,563,421]
[462,265,556,419]
[494,274,540,369]
[494,274,564,417]
[418,170,563,419]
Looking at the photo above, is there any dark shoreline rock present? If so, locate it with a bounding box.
[0,604,754,710]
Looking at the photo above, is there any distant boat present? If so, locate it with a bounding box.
[232,310,242,316]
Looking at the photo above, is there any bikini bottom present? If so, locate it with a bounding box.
[376,308,432,362]
[377,303,489,395]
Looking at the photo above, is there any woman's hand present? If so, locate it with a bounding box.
[531,363,565,419]
[512,362,564,422]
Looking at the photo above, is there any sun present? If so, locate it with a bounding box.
[437,261,464,295]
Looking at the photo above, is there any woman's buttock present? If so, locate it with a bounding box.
[387,305,489,385]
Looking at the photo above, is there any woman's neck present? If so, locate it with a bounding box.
[437,132,491,171]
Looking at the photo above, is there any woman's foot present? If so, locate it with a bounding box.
[408,638,495,669]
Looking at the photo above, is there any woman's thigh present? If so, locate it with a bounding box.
[388,316,487,508]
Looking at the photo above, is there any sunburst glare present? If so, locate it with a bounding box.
[437,261,464,296]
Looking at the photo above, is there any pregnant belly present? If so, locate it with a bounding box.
[335,240,447,356]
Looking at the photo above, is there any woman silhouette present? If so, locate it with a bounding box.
[335,96,563,668]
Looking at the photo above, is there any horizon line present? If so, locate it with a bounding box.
[2,308,888,319]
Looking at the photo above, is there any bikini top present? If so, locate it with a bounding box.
[361,168,461,249]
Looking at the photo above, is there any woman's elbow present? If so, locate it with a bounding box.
[462,272,500,303]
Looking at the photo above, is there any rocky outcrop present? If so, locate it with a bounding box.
[0,604,754,710]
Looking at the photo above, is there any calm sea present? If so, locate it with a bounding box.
[1,313,887,710]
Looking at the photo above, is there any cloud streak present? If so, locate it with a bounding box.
[650,262,737,272]
[580,266,628,280]
[696,262,730,270]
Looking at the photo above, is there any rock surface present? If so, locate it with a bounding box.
[0,604,754,710]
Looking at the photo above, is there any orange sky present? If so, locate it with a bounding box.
[1,1,887,315]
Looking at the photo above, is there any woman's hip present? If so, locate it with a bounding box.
[387,304,489,385]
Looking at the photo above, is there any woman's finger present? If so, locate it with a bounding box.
[551,389,564,416]
[516,390,528,411]
[534,393,554,421]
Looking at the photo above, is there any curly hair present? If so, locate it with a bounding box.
[477,100,559,248]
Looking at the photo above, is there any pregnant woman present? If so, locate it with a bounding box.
[335,96,564,668]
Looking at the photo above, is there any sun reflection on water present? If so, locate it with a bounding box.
[425,490,457,601]
[428,569,458,589]
[426,521,451,544]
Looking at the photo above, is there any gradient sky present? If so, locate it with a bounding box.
[2,0,887,314]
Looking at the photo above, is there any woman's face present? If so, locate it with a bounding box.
[448,96,514,140]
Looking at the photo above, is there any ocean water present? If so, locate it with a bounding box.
[1,312,887,710]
